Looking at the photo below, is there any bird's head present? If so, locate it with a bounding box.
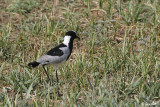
[65,31,80,40]
[63,31,80,46]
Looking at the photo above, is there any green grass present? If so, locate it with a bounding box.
[0,0,160,106]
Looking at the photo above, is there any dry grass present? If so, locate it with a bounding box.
[0,0,160,106]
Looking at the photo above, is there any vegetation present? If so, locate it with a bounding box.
[0,0,160,106]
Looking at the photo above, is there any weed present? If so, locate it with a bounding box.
[0,0,160,106]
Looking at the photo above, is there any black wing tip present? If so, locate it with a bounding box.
[28,61,40,68]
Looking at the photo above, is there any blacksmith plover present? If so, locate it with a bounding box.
[28,31,80,83]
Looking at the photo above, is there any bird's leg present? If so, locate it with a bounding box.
[42,65,51,82]
[56,66,59,84]
[55,66,60,96]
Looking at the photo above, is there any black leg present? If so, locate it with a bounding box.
[42,65,50,81]
[55,66,61,97]
[56,69,59,83]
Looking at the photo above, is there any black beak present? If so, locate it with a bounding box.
[76,35,80,40]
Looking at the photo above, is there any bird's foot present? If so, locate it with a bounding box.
[46,78,52,84]
[57,91,63,97]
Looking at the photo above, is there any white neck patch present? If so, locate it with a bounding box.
[63,36,71,46]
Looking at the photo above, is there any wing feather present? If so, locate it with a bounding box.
[46,43,67,56]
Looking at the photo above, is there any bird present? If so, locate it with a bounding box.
[28,31,80,83]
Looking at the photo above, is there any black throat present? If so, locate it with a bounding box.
[69,38,74,52]
[66,37,74,60]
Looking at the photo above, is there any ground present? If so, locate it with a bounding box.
[0,0,160,106]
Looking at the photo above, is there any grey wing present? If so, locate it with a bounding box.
[37,47,70,65]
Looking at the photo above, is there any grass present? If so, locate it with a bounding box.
[0,0,160,106]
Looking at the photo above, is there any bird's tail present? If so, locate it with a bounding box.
[28,61,40,68]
